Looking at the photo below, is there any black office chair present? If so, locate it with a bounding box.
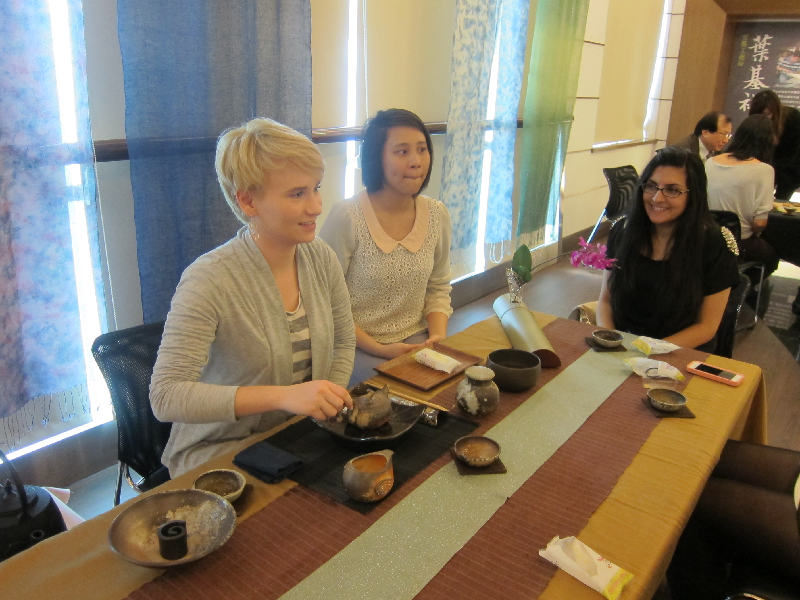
[91,322,172,505]
[709,210,766,329]
[587,165,639,243]
[715,273,750,359]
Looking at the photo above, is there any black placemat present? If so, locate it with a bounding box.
[584,337,627,352]
[640,396,696,418]
[263,414,479,514]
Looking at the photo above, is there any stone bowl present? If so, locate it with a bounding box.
[591,329,625,348]
[646,388,687,413]
[486,349,541,393]
[193,469,246,503]
[453,436,501,468]
[108,489,236,567]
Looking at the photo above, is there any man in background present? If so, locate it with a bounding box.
[672,111,733,160]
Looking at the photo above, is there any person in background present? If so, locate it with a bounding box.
[706,114,779,281]
[151,117,355,477]
[319,109,452,383]
[671,111,732,161]
[749,89,800,201]
[596,147,740,352]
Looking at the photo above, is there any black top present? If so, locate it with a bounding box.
[606,223,740,340]
[774,106,800,200]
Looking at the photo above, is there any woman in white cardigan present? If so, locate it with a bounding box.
[320,109,452,375]
[151,118,355,477]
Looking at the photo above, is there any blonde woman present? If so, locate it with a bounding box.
[151,117,355,477]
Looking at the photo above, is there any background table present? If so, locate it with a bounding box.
[0,313,767,600]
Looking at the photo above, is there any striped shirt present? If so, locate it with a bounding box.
[286,296,312,384]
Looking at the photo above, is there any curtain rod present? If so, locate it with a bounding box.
[92,119,524,163]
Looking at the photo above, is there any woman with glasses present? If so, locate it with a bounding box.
[596,147,740,351]
[706,114,779,281]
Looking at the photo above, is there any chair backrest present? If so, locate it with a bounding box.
[709,210,743,242]
[715,273,750,359]
[602,165,639,220]
[91,322,171,479]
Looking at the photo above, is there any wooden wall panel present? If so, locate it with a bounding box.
[668,0,727,143]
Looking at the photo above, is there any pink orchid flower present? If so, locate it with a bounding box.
[570,237,617,270]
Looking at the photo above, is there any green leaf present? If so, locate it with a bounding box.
[512,244,533,283]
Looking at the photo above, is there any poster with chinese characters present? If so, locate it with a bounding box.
[723,21,800,130]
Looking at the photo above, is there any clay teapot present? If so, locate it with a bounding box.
[347,384,393,430]
[342,450,394,502]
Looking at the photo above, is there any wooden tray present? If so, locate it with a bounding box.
[373,343,481,391]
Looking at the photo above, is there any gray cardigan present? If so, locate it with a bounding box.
[150,229,355,476]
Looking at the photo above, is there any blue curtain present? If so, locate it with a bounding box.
[440,0,529,277]
[0,0,106,449]
[117,0,313,323]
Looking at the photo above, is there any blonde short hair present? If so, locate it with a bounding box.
[215,117,324,223]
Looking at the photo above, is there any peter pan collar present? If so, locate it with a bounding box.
[357,190,429,254]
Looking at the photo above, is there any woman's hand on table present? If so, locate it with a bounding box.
[279,380,353,420]
[234,380,352,420]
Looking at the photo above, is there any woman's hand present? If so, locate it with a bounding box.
[276,380,353,420]
[424,334,443,347]
[234,380,352,420]
[375,342,424,359]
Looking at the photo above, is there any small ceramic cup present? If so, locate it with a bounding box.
[453,436,501,468]
[646,388,687,413]
[193,469,246,503]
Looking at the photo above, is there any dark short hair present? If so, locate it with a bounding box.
[725,114,774,163]
[360,109,433,195]
[693,111,729,137]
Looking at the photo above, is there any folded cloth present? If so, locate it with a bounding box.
[233,441,303,484]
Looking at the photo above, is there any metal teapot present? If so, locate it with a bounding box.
[0,448,66,561]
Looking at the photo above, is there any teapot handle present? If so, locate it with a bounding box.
[0,447,30,514]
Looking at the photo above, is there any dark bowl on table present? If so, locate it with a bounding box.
[486,349,541,393]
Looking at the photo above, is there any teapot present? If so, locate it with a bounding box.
[342,449,394,502]
[0,448,66,561]
[347,384,393,430]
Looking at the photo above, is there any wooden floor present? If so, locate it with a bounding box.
[69,258,800,522]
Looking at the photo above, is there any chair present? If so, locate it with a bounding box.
[709,210,766,328]
[715,273,750,358]
[587,165,639,243]
[91,322,172,505]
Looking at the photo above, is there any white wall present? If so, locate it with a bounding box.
[560,0,684,237]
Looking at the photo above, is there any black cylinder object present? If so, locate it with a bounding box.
[158,519,188,560]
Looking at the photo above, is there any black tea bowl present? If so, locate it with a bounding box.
[486,349,541,393]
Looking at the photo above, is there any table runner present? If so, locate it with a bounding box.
[125,319,707,600]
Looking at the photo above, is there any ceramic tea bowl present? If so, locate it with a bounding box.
[453,436,501,468]
[486,349,541,393]
[591,329,624,348]
[646,388,687,413]
[342,450,394,502]
[193,469,246,503]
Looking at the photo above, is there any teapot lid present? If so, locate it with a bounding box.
[0,480,40,517]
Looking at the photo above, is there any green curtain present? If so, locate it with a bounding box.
[517,0,589,241]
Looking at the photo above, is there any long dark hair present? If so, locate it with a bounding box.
[610,147,715,336]
[749,89,784,141]
[360,109,433,196]
[725,114,774,163]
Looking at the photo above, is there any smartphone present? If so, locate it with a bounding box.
[686,361,744,386]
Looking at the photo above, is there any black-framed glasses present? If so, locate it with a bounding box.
[642,181,689,199]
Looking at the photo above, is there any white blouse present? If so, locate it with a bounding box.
[319,191,453,343]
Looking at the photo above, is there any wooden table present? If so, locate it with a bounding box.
[0,313,767,600]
